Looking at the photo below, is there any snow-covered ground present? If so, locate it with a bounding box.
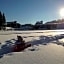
[0,30,64,64]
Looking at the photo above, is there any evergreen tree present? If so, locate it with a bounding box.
[0,11,2,19]
[2,13,6,25]
[0,11,6,30]
[0,11,3,26]
[0,11,3,30]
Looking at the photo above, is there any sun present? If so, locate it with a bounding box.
[59,8,64,17]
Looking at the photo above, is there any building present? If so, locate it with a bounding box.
[21,24,33,30]
[6,21,21,28]
[45,19,64,29]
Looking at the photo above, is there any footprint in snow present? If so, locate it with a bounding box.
[28,47,39,51]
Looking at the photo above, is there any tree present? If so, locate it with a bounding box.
[2,13,6,24]
[0,11,3,27]
[0,11,6,30]
[2,13,6,30]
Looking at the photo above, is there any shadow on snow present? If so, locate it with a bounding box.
[30,34,64,46]
[0,39,16,58]
[0,34,64,58]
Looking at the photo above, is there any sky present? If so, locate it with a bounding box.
[0,0,64,24]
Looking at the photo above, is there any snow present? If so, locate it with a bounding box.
[0,30,64,64]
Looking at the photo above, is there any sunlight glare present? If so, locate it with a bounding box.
[60,8,64,17]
